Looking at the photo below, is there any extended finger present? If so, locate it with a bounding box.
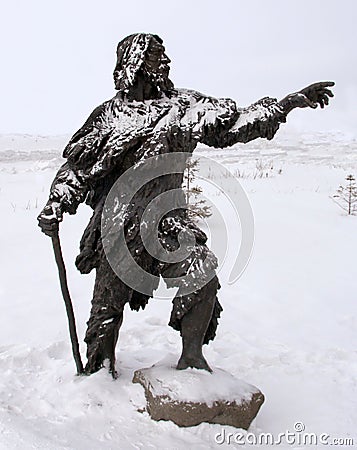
[320,81,335,88]
[323,88,334,98]
[314,81,335,90]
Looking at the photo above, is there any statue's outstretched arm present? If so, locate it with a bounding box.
[199,81,334,147]
[229,96,287,144]
[37,162,89,236]
[230,81,334,144]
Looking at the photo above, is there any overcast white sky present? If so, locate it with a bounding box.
[1,0,356,136]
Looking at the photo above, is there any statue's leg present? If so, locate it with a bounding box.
[84,257,131,378]
[175,276,220,372]
[160,236,222,372]
[158,220,223,371]
[161,241,222,372]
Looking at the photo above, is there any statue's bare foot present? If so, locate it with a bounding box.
[176,355,213,373]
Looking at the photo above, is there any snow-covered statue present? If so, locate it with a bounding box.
[38,33,334,377]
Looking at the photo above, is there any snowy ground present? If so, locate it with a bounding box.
[0,131,356,449]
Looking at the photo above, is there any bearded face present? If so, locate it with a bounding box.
[113,33,174,96]
[143,38,173,91]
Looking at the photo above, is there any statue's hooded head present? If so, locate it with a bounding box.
[113,33,174,97]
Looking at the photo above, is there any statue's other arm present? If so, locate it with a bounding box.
[37,101,113,236]
[199,81,334,148]
[37,162,89,236]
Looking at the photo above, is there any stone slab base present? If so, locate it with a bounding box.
[132,355,264,429]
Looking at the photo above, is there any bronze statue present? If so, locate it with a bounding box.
[38,33,334,377]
